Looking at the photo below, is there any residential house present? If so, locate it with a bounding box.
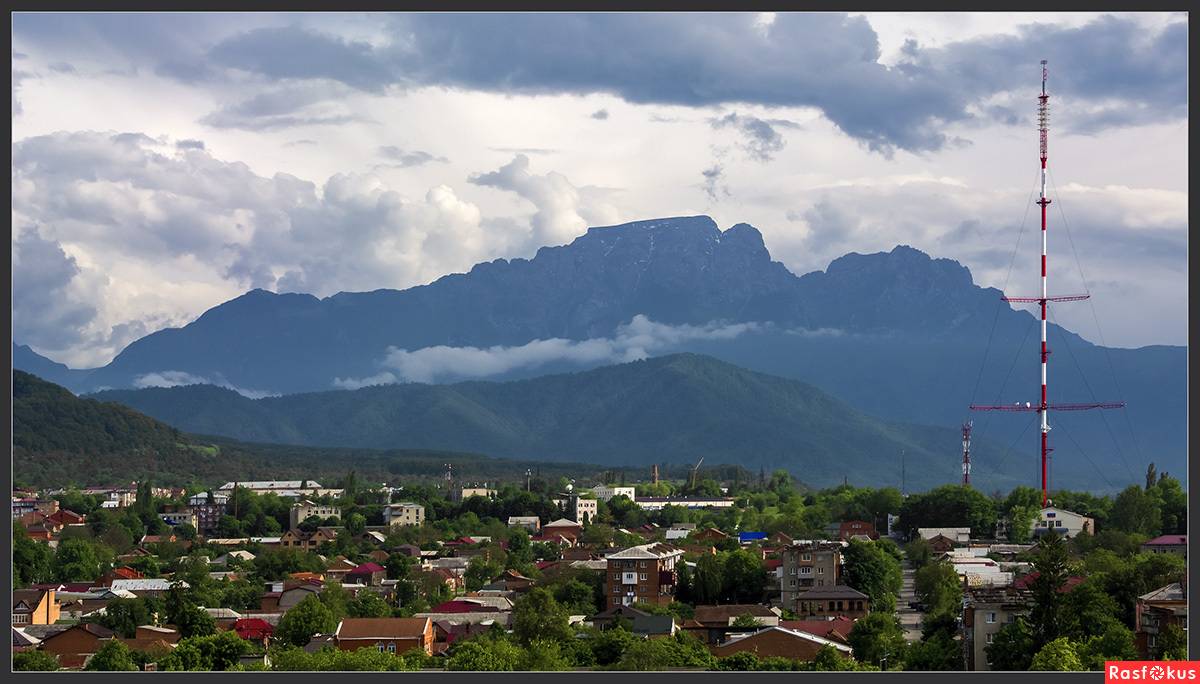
[98,566,145,586]
[481,569,534,594]
[793,585,870,620]
[780,540,843,609]
[825,520,879,541]
[289,500,340,530]
[383,503,425,527]
[927,534,961,554]
[1141,535,1187,560]
[692,528,730,544]
[779,616,856,645]
[110,578,181,598]
[590,605,677,638]
[46,509,86,527]
[346,562,387,587]
[38,623,116,668]
[12,625,42,651]
[1135,581,1187,659]
[431,596,513,613]
[602,543,685,610]
[544,518,584,544]
[918,527,971,543]
[333,617,434,656]
[506,516,541,532]
[712,626,854,662]
[277,582,323,611]
[1031,507,1094,538]
[233,618,274,649]
[962,585,1034,670]
[686,604,781,644]
[11,589,60,626]
[326,556,359,583]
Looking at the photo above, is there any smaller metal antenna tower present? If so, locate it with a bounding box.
[961,421,973,486]
[651,463,660,485]
[901,449,906,496]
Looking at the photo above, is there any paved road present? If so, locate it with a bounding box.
[897,558,923,642]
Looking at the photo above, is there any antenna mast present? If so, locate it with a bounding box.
[961,420,973,486]
[970,61,1124,507]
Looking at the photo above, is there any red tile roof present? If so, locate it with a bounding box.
[1011,572,1085,592]
[347,562,385,576]
[780,617,855,643]
[336,617,430,640]
[234,618,274,640]
[1144,535,1187,546]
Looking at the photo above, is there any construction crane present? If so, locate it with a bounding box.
[970,60,1123,507]
[688,457,705,491]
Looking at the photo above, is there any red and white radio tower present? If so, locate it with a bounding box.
[969,61,1124,508]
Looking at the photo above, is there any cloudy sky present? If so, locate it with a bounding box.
[11,12,1187,368]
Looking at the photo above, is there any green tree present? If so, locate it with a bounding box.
[276,593,336,647]
[95,597,155,638]
[1028,532,1071,648]
[319,581,350,623]
[1030,637,1083,671]
[1108,485,1162,536]
[13,650,60,671]
[84,639,138,671]
[986,617,1035,670]
[731,613,765,629]
[160,631,250,671]
[693,553,725,604]
[54,536,107,582]
[512,587,571,646]
[914,561,961,619]
[347,591,393,618]
[521,639,572,671]
[464,555,502,592]
[1076,623,1138,670]
[846,612,907,669]
[722,549,768,603]
[165,583,216,638]
[1156,624,1188,661]
[13,526,54,587]
[842,539,902,612]
[590,624,638,665]
[446,638,524,671]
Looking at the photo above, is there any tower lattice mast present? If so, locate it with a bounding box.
[969,61,1123,507]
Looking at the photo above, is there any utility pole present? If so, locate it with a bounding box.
[962,420,973,486]
[970,60,1123,507]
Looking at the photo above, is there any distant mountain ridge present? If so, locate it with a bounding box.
[16,215,1185,488]
[93,352,1034,491]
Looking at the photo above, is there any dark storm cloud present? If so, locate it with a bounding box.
[12,230,99,351]
[12,13,1186,153]
[701,165,729,202]
[591,108,609,120]
[176,139,206,150]
[200,81,368,131]
[377,146,448,167]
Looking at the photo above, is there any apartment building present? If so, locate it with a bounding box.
[780,540,844,609]
[603,543,685,610]
[290,500,341,530]
[962,586,1033,670]
[383,503,425,527]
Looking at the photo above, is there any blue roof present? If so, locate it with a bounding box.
[738,532,767,541]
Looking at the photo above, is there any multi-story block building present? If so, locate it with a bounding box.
[383,503,425,527]
[187,493,230,534]
[160,507,198,530]
[290,500,341,530]
[603,543,685,610]
[962,585,1033,670]
[1135,581,1187,658]
[780,541,843,609]
[591,486,637,502]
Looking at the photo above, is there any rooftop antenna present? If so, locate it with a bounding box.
[970,60,1123,508]
[962,420,973,486]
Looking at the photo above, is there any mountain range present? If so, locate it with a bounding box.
[89,353,1028,491]
[14,215,1185,491]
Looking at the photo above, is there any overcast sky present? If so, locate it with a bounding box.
[12,12,1187,367]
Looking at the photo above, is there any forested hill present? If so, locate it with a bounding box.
[91,353,1028,491]
[12,370,639,489]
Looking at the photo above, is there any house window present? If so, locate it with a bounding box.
[640,561,647,568]
[1055,521,1062,528]
[789,568,797,576]
[800,567,812,575]
[1149,635,1158,648]
[836,601,844,611]
[986,633,994,644]
[639,573,647,581]
[377,644,386,652]
[613,586,620,594]
[802,553,811,561]
[987,612,996,624]
[790,579,796,587]
[817,567,824,574]
[387,644,396,653]
[818,580,825,587]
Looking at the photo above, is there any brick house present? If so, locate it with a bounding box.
[602,543,685,610]
[685,604,781,644]
[711,626,854,662]
[1141,535,1187,560]
[346,562,387,587]
[692,528,729,544]
[779,616,856,644]
[334,617,434,656]
[544,518,583,544]
[826,520,879,541]
[12,589,60,626]
[38,623,116,665]
[793,585,870,620]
